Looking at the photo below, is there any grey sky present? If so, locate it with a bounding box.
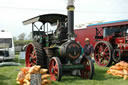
[0,0,128,37]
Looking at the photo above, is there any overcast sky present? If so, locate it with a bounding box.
[0,0,128,38]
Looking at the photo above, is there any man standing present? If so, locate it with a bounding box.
[72,38,94,76]
[83,38,94,62]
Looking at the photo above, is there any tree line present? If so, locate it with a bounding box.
[14,32,32,46]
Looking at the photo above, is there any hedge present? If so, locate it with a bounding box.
[14,40,32,46]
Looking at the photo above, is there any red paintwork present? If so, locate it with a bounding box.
[49,57,59,81]
[26,44,36,67]
[115,37,125,43]
[75,20,128,66]
[75,28,96,48]
[75,21,128,49]
[80,58,91,79]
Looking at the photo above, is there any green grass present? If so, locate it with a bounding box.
[0,55,128,85]
[53,65,128,85]
[0,55,25,85]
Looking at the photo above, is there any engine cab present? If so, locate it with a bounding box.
[24,14,67,45]
[23,14,81,62]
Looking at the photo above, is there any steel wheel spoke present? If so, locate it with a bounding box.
[104,47,108,52]
[49,57,62,81]
[51,60,55,66]
[54,64,58,74]
[33,59,36,64]
[99,57,104,63]
[80,57,94,79]
[94,41,113,66]
[86,65,90,71]
[85,72,89,79]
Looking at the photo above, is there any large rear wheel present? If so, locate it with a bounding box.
[80,56,94,79]
[94,41,113,67]
[25,42,45,67]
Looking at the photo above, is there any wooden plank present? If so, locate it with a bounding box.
[30,74,41,85]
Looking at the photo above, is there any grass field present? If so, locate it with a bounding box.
[0,55,128,85]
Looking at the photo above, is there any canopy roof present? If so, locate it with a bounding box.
[87,19,128,28]
[23,14,67,25]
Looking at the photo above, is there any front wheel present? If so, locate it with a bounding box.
[49,57,62,81]
[80,56,94,79]
[112,49,121,63]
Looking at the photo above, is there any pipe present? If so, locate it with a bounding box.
[67,0,75,40]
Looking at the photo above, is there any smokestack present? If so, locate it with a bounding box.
[67,0,75,40]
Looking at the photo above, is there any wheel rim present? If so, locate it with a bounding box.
[80,56,94,79]
[113,49,121,62]
[26,44,37,67]
[94,42,112,66]
[49,57,62,81]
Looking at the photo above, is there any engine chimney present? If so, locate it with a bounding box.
[67,0,75,40]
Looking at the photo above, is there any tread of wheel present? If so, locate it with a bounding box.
[32,42,45,67]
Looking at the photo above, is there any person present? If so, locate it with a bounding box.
[83,38,94,62]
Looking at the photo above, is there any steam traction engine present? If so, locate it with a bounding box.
[75,19,128,67]
[88,20,128,67]
[23,0,94,81]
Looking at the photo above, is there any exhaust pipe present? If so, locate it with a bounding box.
[67,0,76,40]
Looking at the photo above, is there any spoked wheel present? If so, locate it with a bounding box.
[80,56,94,79]
[49,57,62,81]
[94,41,113,67]
[25,42,44,67]
[112,49,121,63]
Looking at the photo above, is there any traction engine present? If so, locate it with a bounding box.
[87,20,128,67]
[23,0,94,81]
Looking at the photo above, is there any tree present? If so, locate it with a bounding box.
[18,33,26,40]
[28,32,32,40]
